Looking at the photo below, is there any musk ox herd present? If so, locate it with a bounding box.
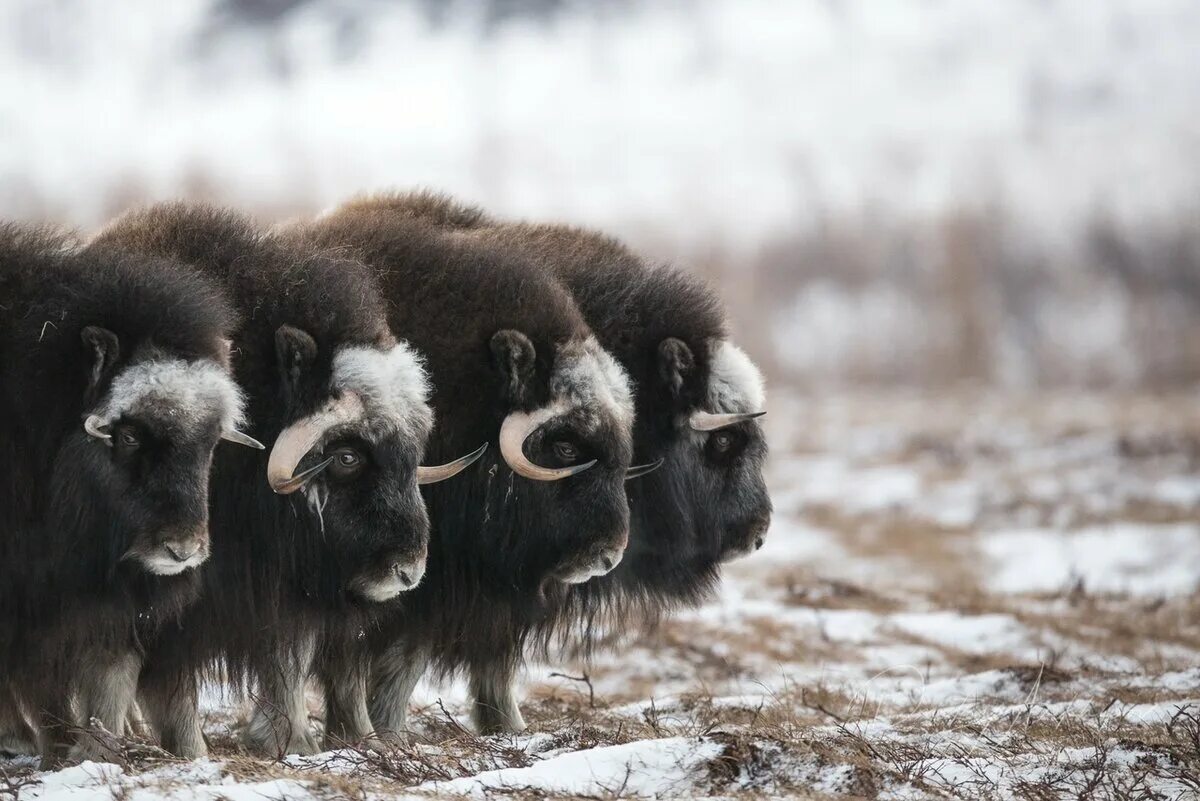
[0,193,771,767]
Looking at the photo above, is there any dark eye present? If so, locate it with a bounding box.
[553,441,579,464]
[706,429,746,462]
[115,426,140,450]
[328,446,365,479]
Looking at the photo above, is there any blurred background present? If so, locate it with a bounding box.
[2,0,1199,388]
[5,7,1200,792]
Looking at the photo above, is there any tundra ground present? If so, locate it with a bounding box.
[4,390,1199,800]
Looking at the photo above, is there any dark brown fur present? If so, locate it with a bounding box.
[358,192,772,651]
[289,205,633,734]
[0,222,237,763]
[92,203,430,755]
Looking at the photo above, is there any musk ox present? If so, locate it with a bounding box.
[0,223,252,765]
[89,203,479,757]
[286,204,639,735]
[343,192,771,645]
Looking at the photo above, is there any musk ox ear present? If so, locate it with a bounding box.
[490,329,537,406]
[81,326,120,403]
[275,324,318,401]
[657,337,695,400]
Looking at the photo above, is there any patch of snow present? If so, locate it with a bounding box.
[794,458,923,513]
[19,761,314,801]
[861,669,1026,708]
[981,524,1200,596]
[1151,476,1200,508]
[887,611,1038,658]
[420,737,722,799]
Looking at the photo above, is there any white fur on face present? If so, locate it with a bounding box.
[139,549,207,576]
[550,337,635,433]
[707,340,765,413]
[355,558,425,602]
[95,358,246,435]
[332,342,433,443]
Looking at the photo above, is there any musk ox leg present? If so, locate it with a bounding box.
[469,660,526,735]
[30,681,78,769]
[368,644,427,740]
[321,660,376,749]
[70,647,142,764]
[138,665,207,759]
[126,699,149,739]
[245,638,319,757]
[0,684,36,757]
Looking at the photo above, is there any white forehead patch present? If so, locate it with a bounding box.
[551,337,635,430]
[332,342,433,441]
[96,358,246,433]
[708,340,765,413]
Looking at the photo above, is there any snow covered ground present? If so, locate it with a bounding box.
[5,389,1199,799]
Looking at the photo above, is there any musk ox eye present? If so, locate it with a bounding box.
[552,441,579,464]
[115,426,141,450]
[708,430,745,460]
[328,446,365,480]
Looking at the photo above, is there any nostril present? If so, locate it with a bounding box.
[601,556,614,571]
[398,570,412,587]
[165,543,197,562]
[755,536,765,550]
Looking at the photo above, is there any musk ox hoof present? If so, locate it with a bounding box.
[248,730,320,758]
[243,714,320,758]
[286,733,320,757]
[0,726,37,758]
[65,719,127,766]
[473,708,528,736]
[166,733,208,760]
[326,732,390,752]
[476,718,527,736]
[244,730,320,758]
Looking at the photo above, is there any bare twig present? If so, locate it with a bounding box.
[549,671,596,708]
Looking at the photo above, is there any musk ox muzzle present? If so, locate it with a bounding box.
[129,524,211,576]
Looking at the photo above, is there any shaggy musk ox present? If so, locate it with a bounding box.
[90,203,479,757]
[0,224,250,765]
[287,204,639,735]
[353,193,771,641]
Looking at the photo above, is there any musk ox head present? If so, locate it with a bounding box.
[492,331,635,585]
[267,327,476,603]
[645,338,771,568]
[697,340,772,561]
[73,327,255,577]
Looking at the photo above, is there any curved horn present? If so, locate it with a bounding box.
[84,415,111,442]
[626,458,664,481]
[499,408,596,481]
[222,429,265,450]
[689,410,765,432]
[271,456,334,495]
[268,392,365,494]
[417,442,489,485]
